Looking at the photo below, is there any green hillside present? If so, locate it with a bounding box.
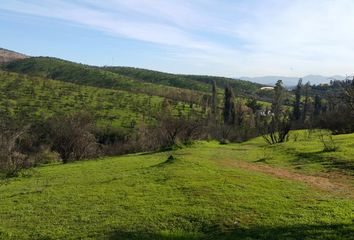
[104,67,211,92]
[0,71,199,128]
[0,131,352,239]
[2,57,206,104]
[104,67,264,98]
[2,57,269,103]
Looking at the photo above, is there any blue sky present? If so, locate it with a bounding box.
[1,0,353,77]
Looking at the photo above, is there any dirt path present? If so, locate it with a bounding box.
[219,159,354,199]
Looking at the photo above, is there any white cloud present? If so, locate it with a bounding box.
[1,0,354,76]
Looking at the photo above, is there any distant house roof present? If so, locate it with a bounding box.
[260,86,274,90]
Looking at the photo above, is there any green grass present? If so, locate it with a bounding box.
[0,131,353,239]
[226,130,354,175]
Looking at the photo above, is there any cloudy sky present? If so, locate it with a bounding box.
[1,0,353,77]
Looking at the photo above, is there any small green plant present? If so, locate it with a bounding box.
[318,130,338,152]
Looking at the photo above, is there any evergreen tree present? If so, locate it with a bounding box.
[302,82,311,122]
[223,85,235,124]
[314,94,322,116]
[271,80,285,118]
[293,78,302,120]
[211,80,218,115]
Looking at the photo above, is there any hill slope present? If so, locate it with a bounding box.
[2,57,268,103]
[0,71,197,128]
[104,67,263,97]
[0,131,352,239]
[0,48,28,64]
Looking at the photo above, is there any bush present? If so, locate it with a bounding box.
[319,108,354,134]
[46,113,99,163]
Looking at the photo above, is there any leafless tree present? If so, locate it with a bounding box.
[47,113,99,163]
[0,119,30,177]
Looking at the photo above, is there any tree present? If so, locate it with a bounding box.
[293,78,302,120]
[271,80,285,118]
[0,117,30,177]
[343,76,354,112]
[314,94,322,116]
[223,85,235,124]
[47,113,98,163]
[302,81,311,122]
[150,115,205,150]
[261,80,291,144]
[211,80,218,115]
[246,98,262,113]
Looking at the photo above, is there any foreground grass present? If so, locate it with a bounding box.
[0,132,353,239]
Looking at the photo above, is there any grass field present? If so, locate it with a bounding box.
[0,131,353,239]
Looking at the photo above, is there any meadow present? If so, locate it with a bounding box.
[0,131,352,239]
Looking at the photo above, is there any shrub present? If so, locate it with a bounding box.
[46,113,99,163]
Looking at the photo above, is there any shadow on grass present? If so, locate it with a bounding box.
[294,151,354,175]
[108,223,354,240]
[220,223,354,240]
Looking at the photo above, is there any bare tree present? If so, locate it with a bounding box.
[0,118,30,177]
[47,113,99,163]
[149,115,205,150]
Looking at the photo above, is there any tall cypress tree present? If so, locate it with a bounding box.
[293,78,302,120]
[314,95,322,116]
[211,80,218,115]
[302,81,311,122]
[272,80,285,119]
[223,85,235,124]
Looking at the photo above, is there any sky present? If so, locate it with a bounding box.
[1,0,354,77]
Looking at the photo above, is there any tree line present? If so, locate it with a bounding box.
[1,76,353,178]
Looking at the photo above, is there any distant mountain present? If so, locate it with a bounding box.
[0,48,28,64]
[240,75,346,86]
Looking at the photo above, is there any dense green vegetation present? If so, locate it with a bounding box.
[0,131,353,239]
[0,71,198,128]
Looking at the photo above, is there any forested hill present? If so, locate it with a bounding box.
[104,66,263,96]
[2,56,266,102]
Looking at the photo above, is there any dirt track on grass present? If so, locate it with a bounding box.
[219,159,354,199]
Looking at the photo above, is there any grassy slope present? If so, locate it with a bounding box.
[232,130,354,175]
[0,131,353,239]
[3,58,270,102]
[2,57,207,102]
[0,71,197,128]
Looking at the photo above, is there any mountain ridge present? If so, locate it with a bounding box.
[240,74,346,86]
